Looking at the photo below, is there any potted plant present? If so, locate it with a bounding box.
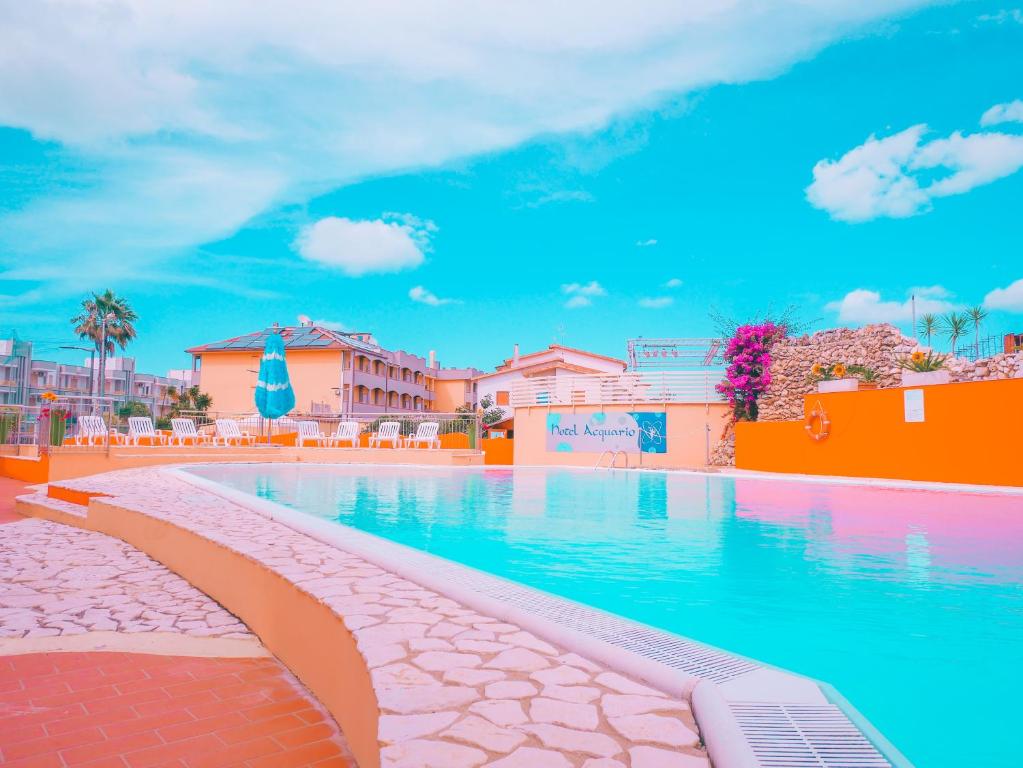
[847,364,880,390]
[897,350,950,386]
[809,362,858,393]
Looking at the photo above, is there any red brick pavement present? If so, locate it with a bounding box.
[0,652,356,768]
[0,476,30,524]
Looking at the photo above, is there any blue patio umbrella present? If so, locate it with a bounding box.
[254,332,295,435]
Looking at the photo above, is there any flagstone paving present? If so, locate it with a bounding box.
[0,518,251,640]
[17,468,712,767]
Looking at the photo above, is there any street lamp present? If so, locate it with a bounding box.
[60,344,96,414]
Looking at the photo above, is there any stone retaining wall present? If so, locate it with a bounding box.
[710,323,1023,465]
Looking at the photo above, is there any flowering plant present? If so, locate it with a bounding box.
[715,321,786,421]
[896,349,946,372]
[41,391,59,402]
[808,362,852,383]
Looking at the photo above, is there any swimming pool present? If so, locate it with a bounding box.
[187,463,1023,767]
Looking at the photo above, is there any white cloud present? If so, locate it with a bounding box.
[663,277,683,288]
[636,239,658,247]
[298,314,347,330]
[561,280,606,308]
[0,0,938,301]
[976,9,1023,25]
[983,278,1023,312]
[980,100,1023,127]
[409,285,459,306]
[825,287,958,324]
[639,296,673,309]
[806,118,1023,221]
[526,190,595,208]
[295,214,432,276]
[561,280,605,309]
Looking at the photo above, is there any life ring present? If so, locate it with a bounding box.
[804,400,830,441]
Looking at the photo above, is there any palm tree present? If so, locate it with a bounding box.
[966,305,988,358]
[71,290,138,405]
[918,313,938,348]
[941,312,970,356]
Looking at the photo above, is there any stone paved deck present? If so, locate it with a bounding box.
[0,518,250,640]
[0,651,356,768]
[20,468,711,768]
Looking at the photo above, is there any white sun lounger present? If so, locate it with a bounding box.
[325,420,359,447]
[405,421,440,449]
[74,415,110,446]
[170,418,208,446]
[214,418,252,446]
[369,421,400,448]
[126,416,165,446]
[296,420,323,447]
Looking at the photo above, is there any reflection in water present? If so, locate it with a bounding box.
[193,464,1023,768]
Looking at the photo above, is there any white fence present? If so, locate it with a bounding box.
[510,371,724,407]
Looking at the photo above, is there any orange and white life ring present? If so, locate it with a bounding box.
[804,400,830,441]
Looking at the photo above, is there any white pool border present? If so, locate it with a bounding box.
[170,463,919,768]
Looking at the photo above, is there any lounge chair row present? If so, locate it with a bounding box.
[70,416,442,449]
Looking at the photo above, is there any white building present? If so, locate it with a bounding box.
[475,344,628,424]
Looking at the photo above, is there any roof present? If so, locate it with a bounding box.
[475,359,607,380]
[495,344,626,371]
[186,325,383,355]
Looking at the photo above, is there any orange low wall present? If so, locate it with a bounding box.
[513,403,730,469]
[1,445,484,482]
[735,378,1023,486]
[0,454,48,483]
[481,437,514,465]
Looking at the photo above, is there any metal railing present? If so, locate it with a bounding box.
[175,410,484,450]
[510,371,724,407]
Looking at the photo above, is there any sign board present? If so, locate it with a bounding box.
[546,412,667,454]
[904,389,925,422]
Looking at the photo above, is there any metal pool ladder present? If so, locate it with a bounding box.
[594,450,629,470]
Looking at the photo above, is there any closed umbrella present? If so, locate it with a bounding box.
[255,331,295,441]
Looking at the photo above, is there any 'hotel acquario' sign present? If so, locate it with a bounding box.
[545,412,666,454]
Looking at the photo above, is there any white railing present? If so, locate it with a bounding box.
[510,371,724,407]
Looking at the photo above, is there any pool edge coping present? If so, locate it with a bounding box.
[171,463,914,768]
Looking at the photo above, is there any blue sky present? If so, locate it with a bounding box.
[1,1,1022,373]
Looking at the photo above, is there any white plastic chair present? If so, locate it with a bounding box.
[127,416,165,446]
[369,421,400,448]
[74,415,109,446]
[214,418,251,446]
[405,421,440,449]
[296,420,322,447]
[325,420,359,447]
[170,418,208,446]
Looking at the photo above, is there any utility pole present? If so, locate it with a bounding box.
[911,294,917,341]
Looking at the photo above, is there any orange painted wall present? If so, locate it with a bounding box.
[197,349,345,414]
[513,403,731,468]
[0,454,48,483]
[481,437,514,465]
[432,379,469,412]
[735,378,1023,487]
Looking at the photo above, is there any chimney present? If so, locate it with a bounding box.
[513,344,520,365]
[428,350,436,368]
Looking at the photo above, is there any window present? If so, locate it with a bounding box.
[495,390,510,406]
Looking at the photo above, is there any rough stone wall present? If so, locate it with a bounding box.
[708,323,1023,466]
[758,324,917,422]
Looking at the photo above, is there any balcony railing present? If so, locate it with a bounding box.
[510,371,724,407]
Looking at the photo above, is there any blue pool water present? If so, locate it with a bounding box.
[187,464,1023,767]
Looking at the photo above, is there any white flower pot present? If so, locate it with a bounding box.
[901,370,951,387]
[817,378,859,393]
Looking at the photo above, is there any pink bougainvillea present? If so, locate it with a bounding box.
[716,321,786,421]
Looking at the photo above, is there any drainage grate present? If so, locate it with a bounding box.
[730,702,892,767]
[355,532,760,684]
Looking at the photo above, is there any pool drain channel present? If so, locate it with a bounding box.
[730,702,893,767]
